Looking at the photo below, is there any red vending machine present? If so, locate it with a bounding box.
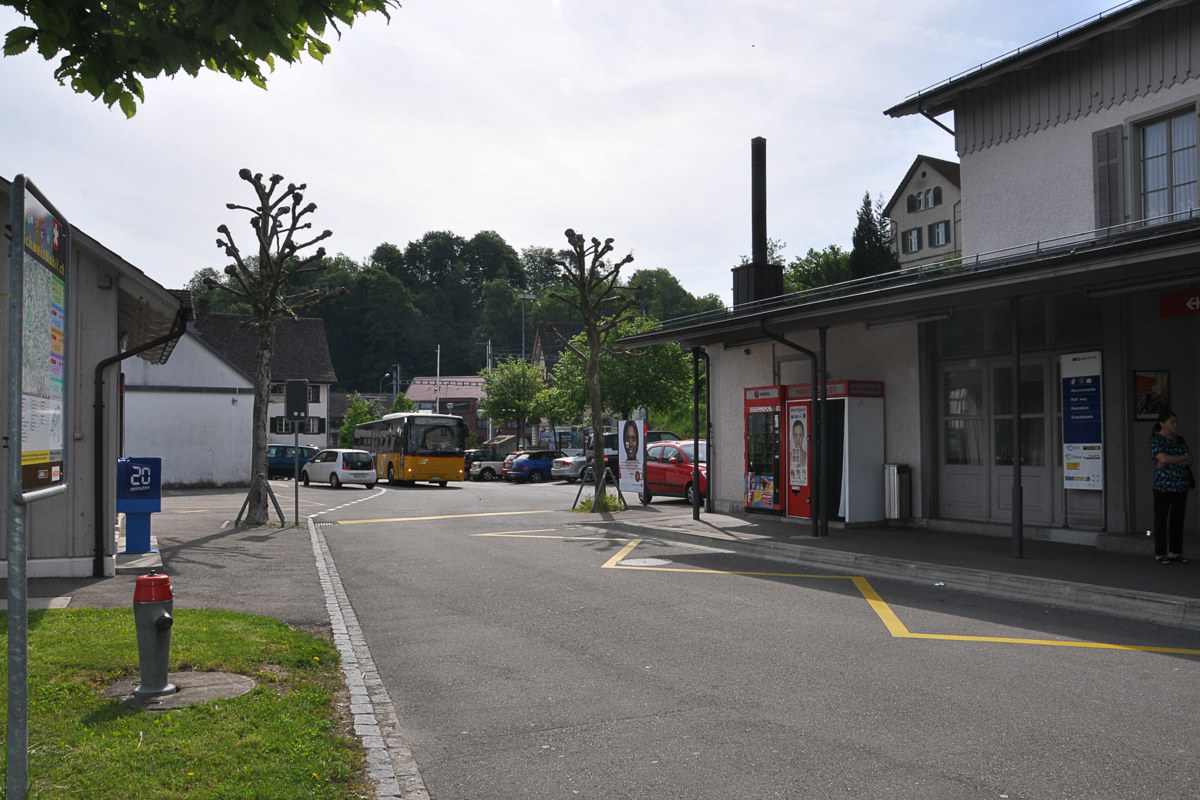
[744,386,782,513]
[783,385,812,519]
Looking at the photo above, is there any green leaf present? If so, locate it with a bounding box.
[118,91,137,118]
[3,26,38,57]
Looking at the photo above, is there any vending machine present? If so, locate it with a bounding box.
[744,386,782,513]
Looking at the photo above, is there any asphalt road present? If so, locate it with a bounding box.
[311,478,1200,800]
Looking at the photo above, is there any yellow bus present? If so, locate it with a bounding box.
[354,412,468,486]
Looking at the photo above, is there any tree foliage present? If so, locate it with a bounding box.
[479,358,546,447]
[2,0,398,116]
[785,245,851,293]
[339,391,384,446]
[848,191,900,279]
[543,317,691,421]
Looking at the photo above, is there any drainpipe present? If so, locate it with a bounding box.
[93,309,189,578]
[1010,297,1023,558]
[760,321,821,538]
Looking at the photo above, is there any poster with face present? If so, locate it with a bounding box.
[619,419,644,494]
[789,405,808,487]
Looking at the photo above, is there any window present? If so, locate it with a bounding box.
[928,220,950,247]
[272,416,325,434]
[1140,108,1198,223]
[308,384,321,403]
[902,228,922,254]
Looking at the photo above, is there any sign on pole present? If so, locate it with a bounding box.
[1061,351,1103,490]
[7,175,72,800]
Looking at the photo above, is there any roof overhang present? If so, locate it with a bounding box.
[622,221,1200,350]
[76,229,191,365]
[884,0,1186,120]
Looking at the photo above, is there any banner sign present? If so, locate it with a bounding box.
[1061,351,1102,490]
[618,419,644,495]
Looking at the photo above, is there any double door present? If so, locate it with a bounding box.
[938,358,1059,525]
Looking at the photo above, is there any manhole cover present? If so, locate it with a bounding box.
[621,557,672,567]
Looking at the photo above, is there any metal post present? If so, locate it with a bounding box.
[692,348,701,521]
[1011,297,1024,558]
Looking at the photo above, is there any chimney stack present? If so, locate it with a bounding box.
[732,136,784,309]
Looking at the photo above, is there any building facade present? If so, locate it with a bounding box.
[627,0,1200,550]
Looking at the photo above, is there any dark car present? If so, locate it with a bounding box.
[266,443,320,479]
[508,450,565,483]
[640,440,707,505]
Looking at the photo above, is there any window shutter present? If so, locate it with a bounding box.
[1093,125,1125,228]
[317,416,326,434]
[271,416,283,433]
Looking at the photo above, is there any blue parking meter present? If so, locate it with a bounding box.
[116,457,162,554]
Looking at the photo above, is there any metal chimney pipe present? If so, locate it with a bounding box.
[751,136,767,266]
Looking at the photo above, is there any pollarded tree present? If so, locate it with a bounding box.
[547,230,640,496]
[2,0,399,116]
[207,169,347,525]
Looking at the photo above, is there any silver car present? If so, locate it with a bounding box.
[551,454,589,483]
[301,449,377,489]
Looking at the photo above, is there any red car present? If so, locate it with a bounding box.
[640,440,707,505]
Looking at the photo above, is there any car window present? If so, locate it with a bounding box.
[646,445,662,463]
[663,446,681,463]
[342,452,373,470]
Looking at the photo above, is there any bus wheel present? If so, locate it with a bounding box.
[387,464,395,485]
[438,481,448,488]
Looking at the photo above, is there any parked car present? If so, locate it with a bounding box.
[465,449,503,481]
[500,451,525,481]
[640,440,707,505]
[508,450,565,483]
[267,443,320,479]
[551,454,589,483]
[301,449,378,489]
[468,450,506,482]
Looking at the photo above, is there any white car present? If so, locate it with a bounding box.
[301,449,378,489]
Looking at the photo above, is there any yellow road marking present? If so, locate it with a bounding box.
[475,530,612,539]
[339,510,556,525]
[597,539,1200,656]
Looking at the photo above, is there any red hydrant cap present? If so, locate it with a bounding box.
[134,573,173,602]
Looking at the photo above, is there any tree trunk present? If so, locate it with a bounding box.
[586,330,606,507]
[245,319,276,525]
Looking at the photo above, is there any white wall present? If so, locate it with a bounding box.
[963,81,1200,255]
[705,321,925,519]
[123,332,254,486]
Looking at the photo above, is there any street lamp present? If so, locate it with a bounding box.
[378,372,391,401]
[518,293,536,361]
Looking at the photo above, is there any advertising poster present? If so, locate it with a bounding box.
[618,419,644,495]
[1061,351,1102,490]
[788,404,808,488]
[19,186,69,493]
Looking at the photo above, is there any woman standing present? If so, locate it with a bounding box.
[1149,409,1194,563]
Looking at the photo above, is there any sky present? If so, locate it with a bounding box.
[3,0,1118,305]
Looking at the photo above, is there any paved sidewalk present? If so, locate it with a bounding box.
[598,503,1200,631]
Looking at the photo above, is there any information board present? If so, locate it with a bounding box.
[1061,351,1103,490]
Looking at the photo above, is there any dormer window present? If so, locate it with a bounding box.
[905,186,943,213]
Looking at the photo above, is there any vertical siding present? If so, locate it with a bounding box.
[957,4,1200,155]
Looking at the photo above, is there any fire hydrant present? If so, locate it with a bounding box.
[133,573,176,697]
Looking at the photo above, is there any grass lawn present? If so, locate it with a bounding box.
[1,608,373,799]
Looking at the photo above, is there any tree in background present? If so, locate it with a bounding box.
[479,358,546,448]
[785,245,851,293]
[206,169,346,525]
[2,0,398,116]
[544,317,690,422]
[339,392,384,446]
[547,231,639,495]
[847,192,900,279]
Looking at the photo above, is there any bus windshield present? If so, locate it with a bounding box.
[408,417,464,455]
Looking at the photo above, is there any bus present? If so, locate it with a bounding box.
[354,412,468,486]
